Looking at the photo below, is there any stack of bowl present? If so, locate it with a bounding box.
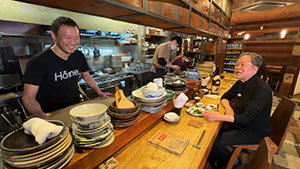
[1,120,74,169]
[69,103,114,148]
[107,101,140,128]
[132,86,167,113]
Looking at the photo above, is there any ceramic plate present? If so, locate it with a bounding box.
[164,112,180,123]
[1,120,66,156]
[196,102,206,108]
[73,125,113,143]
[187,107,205,117]
[5,134,72,168]
[132,88,167,101]
[76,133,114,148]
[185,102,194,108]
[207,104,217,110]
[4,132,70,162]
[91,134,115,148]
[72,113,111,133]
[2,128,69,159]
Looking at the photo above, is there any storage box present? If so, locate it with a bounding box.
[118,0,142,8]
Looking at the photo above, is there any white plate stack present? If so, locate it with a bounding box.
[69,103,115,148]
[132,88,167,113]
[72,114,115,148]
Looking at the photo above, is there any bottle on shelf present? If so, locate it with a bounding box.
[211,66,221,95]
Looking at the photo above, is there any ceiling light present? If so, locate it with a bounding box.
[244,33,250,40]
[280,29,287,39]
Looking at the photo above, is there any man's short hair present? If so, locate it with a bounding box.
[239,52,263,67]
[51,16,80,35]
[170,36,182,47]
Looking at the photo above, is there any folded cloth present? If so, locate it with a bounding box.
[22,118,63,145]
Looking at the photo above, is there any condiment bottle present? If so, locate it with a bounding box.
[211,75,221,95]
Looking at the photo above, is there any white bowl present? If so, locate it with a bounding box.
[69,103,107,122]
[141,86,165,98]
[73,120,102,130]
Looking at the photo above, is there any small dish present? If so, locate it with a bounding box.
[206,104,217,110]
[164,112,180,123]
[185,102,194,108]
[196,102,206,108]
[187,107,205,117]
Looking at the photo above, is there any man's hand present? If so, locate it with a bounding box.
[203,111,220,122]
[203,111,235,123]
[99,92,114,98]
[172,65,181,71]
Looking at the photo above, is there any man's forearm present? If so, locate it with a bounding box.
[221,99,234,115]
[22,97,47,119]
[218,114,234,122]
[84,75,104,96]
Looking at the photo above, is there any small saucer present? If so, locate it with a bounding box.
[196,102,206,108]
[164,112,180,123]
[207,104,217,110]
[185,102,194,108]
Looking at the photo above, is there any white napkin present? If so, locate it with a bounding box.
[201,76,210,87]
[23,118,63,145]
[173,92,188,108]
[205,94,221,100]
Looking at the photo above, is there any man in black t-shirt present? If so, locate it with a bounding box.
[22,16,113,119]
[203,52,272,169]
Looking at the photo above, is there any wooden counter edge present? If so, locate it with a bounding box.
[64,101,174,169]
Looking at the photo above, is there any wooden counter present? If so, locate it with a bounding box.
[113,73,237,169]
[49,73,236,169]
[49,97,174,169]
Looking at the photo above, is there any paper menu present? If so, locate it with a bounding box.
[173,92,188,108]
[148,129,189,155]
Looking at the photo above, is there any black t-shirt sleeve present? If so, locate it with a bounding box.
[22,57,44,86]
[78,52,89,72]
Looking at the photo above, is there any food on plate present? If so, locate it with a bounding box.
[193,109,202,114]
[174,80,184,84]
[146,82,158,90]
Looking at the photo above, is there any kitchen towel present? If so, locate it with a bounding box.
[23,117,63,144]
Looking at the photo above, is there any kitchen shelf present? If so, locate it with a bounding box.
[211,0,227,16]
[226,52,241,54]
[224,63,236,66]
[223,68,234,71]
[227,48,243,50]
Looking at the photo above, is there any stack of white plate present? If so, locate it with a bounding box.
[72,114,115,148]
[132,88,167,113]
[1,120,74,169]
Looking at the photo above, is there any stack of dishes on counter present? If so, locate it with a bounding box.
[1,120,74,169]
[107,100,140,128]
[70,103,114,148]
[132,82,167,113]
